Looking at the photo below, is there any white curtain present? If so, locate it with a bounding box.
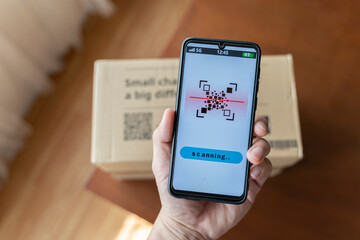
[0,0,115,185]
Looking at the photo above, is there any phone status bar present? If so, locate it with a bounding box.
[186,46,256,58]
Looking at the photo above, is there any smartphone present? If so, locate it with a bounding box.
[168,37,261,204]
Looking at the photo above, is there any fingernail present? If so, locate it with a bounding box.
[257,121,267,132]
[251,166,262,178]
[251,147,263,161]
[161,109,168,125]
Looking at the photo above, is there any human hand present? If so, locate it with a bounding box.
[149,109,272,240]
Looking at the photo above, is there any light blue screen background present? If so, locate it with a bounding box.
[173,42,257,197]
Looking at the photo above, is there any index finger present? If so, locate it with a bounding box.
[253,116,268,138]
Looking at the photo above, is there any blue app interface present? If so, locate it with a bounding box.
[173,42,258,197]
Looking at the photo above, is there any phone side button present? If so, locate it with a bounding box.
[257,68,260,92]
[258,67,261,79]
[254,97,258,111]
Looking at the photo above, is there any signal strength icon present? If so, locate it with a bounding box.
[188,48,195,52]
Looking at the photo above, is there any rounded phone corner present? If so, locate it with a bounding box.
[250,42,261,55]
[181,37,197,48]
[233,193,247,205]
[167,181,180,198]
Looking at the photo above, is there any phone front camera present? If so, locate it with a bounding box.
[219,42,225,49]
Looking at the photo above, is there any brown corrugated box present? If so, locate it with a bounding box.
[91,55,303,179]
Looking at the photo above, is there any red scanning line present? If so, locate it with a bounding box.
[190,96,244,103]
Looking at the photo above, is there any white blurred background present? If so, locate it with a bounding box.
[0,0,114,184]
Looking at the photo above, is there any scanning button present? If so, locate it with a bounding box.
[180,147,243,164]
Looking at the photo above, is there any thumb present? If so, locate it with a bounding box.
[153,108,175,144]
[152,109,175,180]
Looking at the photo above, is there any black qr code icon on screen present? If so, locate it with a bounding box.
[124,112,153,140]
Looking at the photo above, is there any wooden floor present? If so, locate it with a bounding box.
[0,0,191,239]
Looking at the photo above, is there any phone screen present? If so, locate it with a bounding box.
[172,40,259,198]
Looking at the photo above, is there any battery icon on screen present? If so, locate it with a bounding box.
[242,52,255,58]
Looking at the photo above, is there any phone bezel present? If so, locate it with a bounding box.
[168,37,261,204]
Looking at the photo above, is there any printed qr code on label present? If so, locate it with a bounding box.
[124,112,153,141]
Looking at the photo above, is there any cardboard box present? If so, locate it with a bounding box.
[91,55,303,179]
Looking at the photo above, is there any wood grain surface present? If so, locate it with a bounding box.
[87,0,360,239]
